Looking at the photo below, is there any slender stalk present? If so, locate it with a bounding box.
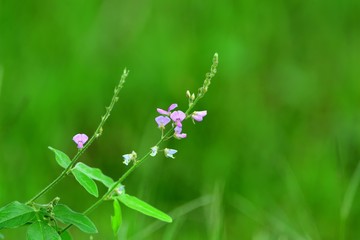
[26,69,129,205]
[60,53,218,234]
[60,129,173,234]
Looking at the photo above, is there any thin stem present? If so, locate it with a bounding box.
[26,69,129,205]
[60,129,173,234]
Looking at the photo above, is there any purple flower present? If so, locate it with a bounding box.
[155,116,171,129]
[170,110,186,127]
[164,148,177,159]
[73,133,88,149]
[174,126,187,139]
[192,111,207,122]
[157,103,178,116]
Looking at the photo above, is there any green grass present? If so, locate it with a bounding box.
[1,0,360,239]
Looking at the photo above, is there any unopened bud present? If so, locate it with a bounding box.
[186,90,191,98]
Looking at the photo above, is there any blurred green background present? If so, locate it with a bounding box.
[1,0,360,239]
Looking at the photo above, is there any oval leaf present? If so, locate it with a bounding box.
[71,169,99,197]
[48,147,71,169]
[117,194,172,223]
[53,204,97,234]
[74,162,114,188]
[0,201,36,229]
[27,221,61,240]
[111,199,122,236]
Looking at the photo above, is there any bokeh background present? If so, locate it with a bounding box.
[1,0,360,239]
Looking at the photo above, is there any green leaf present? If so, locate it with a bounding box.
[0,201,36,229]
[111,199,122,236]
[71,169,99,197]
[60,230,73,240]
[117,194,172,223]
[53,204,97,234]
[74,162,114,188]
[48,147,71,169]
[27,221,61,240]
[0,233,4,239]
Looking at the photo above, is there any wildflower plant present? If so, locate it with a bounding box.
[0,53,218,239]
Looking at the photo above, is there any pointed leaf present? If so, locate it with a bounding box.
[53,204,97,234]
[48,147,71,169]
[0,201,36,229]
[71,169,99,197]
[111,199,122,236]
[74,162,114,188]
[27,221,61,240]
[117,194,172,223]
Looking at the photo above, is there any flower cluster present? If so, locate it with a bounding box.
[73,101,208,166]
[155,103,207,136]
[150,100,207,160]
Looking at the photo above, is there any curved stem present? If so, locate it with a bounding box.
[26,69,129,205]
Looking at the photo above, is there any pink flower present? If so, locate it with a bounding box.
[192,111,207,122]
[73,133,88,149]
[155,116,171,129]
[157,103,178,116]
[170,110,186,127]
[174,126,187,139]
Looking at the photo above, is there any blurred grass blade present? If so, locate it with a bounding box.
[232,195,308,239]
[117,194,172,223]
[0,66,3,97]
[71,169,99,197]
[341,159,360,220]
[131,195,212,240]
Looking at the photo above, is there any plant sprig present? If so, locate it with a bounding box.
[59,53,219,235]
[26,69,129,205]
[0,54,218,239]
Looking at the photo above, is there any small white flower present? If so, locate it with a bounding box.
[150,146,158,157]
[116,185,125,195]
[122,151,137,165]
[164,148,177,159]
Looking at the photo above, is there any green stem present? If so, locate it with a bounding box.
[26,70,129,205]
[60,129,173,234]
[59,53,218,234]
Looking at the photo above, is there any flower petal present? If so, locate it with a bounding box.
[157,108,169,115]
[168,103,178,111]
[155,116,171,128]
